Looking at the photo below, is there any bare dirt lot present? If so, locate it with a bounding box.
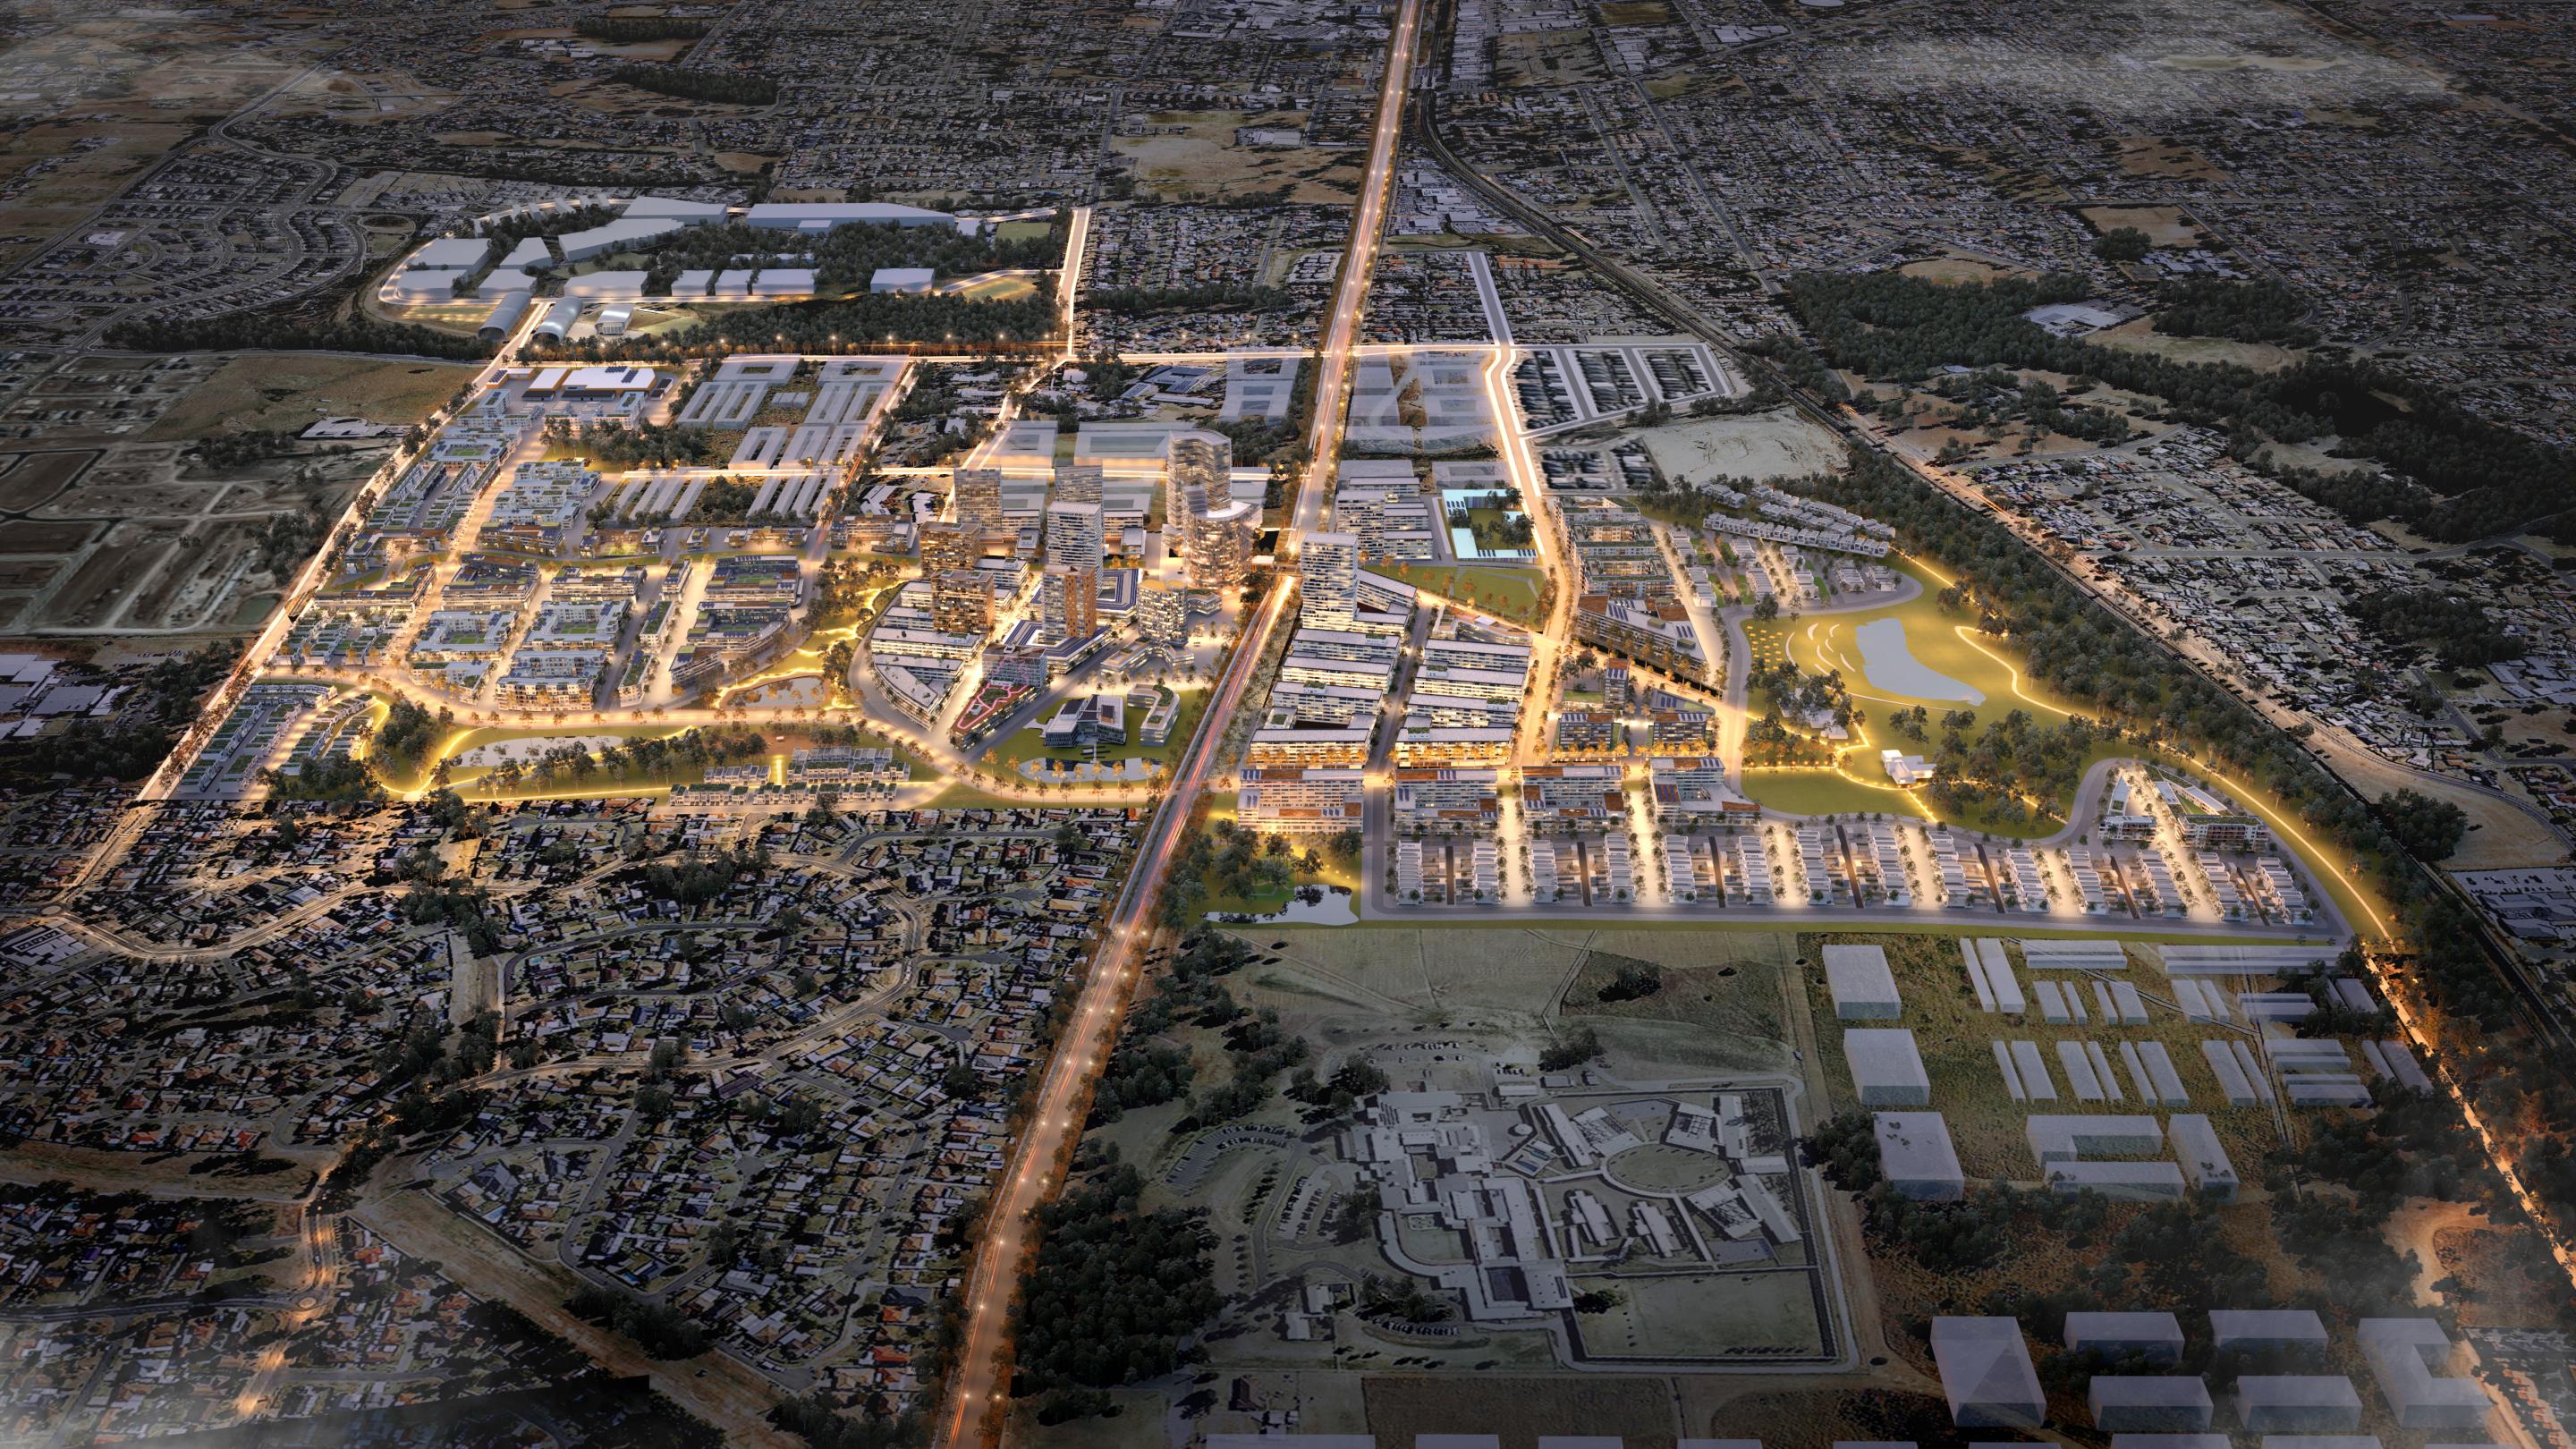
[2318,735,2567,869]
[2112,134,2231,182]
[39,521,187,628]
[1364,1373,1681,1448]
[357,1191,799,1448]
[1895,255,2028,285]
[0,450,99,512]
[2092,317,2305,373]
[1632,408,1846,485]
[1112,110,1363,203]
[1495,30,1607,86]
[2079,204,2206,248]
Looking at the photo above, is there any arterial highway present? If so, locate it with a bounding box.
[932,2,1421,1445]
[1286,0,1424,547]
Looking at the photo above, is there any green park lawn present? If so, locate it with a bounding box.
[1739,767,1931,823]
[1379,562,1546,626]
[1740,556,2106,835]
[985,686,1206,775]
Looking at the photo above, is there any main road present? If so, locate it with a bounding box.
[1286,0,1425,547]
[932,573,1294,1448]
[932,4,1419,1443]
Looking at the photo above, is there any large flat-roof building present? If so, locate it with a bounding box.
[744,201,955,232]
[1046,501,1106,572]
[1930,1317,2045,1428]
[1238,767,1366,836]
[1844,1029,1931,1107]
[1184,494,1257,593]
[952,467,1005,538]
[1872,1113,1963,1201]
[932,570,993,636]
[1393,767,1503,834]
[1038,564,1099,644]
[1301,531,1361,631]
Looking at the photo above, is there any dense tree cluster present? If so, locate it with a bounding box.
[395,870,504,955]
[631,218,1056,297]
[1860,369,2131,447]
[5,646,236,784]
[2153,277,2318,346]
[1901,708,2103,827]
[810,555,896,631]
[104,313,493,360]
[629,840,767,909]
[370,699,450,772]
[2268,1192,2423,1317]
[681,476,767,522]
[1089,936,1250,1124]
[1801,1110,1882,1191]
[1089,1037,1193,1122]
[192,428,306,470]
[2091,226,2150,262]
[576,15,710,40]
[1589,953,1664,1003]
[2241,452,2433,532]
[1284,1057,1391,1120]
[567,1284,712,1359]
[1746,657,1853,763]
[261,754,379,802]
[1012,1160,1222,1396]
[1787,270,2576,540]
[256,498,334,579]
[1086,282,1293,318]
[538,290,1055,359]
[2348,588,2523,667]
[479,724,767,795]
[1188,1002,1310,1124]
[1538,1026,1603,1072]
[548,417,718,469]
[1200,416,1301,467]
[2280,1084,2479,1217]
[1158,818,1319,926]
[2374,788,2470,863]
[607,64,778,106]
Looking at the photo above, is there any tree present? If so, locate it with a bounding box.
[2376,788,2469,863]
[1011,1163,1222,1395]
[566,1284,710,1360]
[2092,226,2150,263]
[609,63,779,106]
[1538,1028,1603,1072]
[1800,1110,1882,1191]
[1326,1185,1382,1244]
[2350,589,2522,667]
